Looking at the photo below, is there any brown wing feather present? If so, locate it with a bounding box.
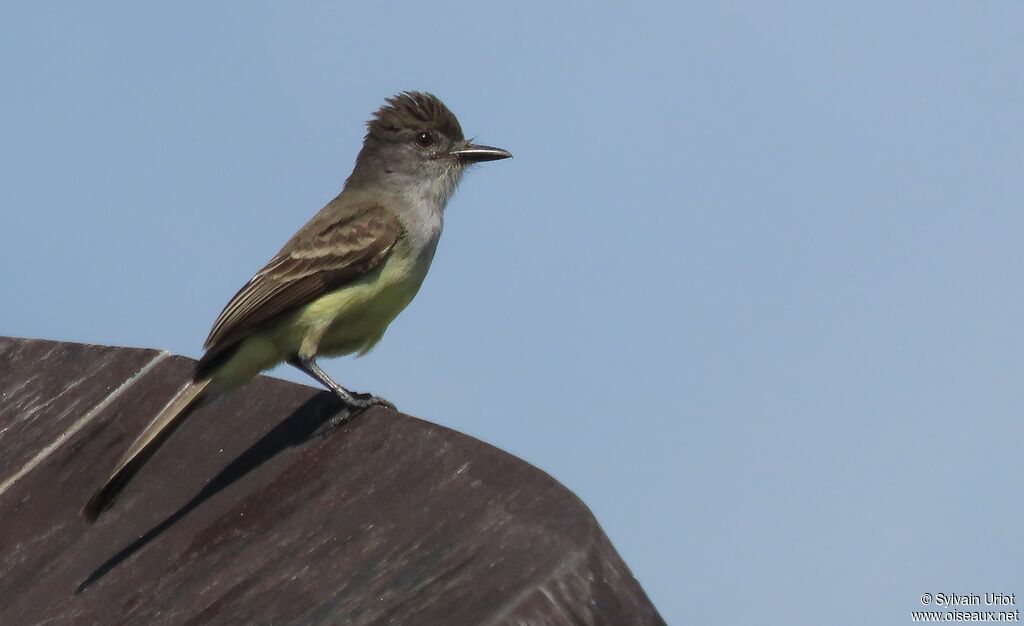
[201,203,403,360]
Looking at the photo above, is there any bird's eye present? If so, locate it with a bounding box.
[414,131,435,148]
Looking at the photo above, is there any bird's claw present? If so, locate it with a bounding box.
[343,390,396,411]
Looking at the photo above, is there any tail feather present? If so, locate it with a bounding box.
[82,379,211,522]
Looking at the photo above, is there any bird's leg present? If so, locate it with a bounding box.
[287,356,395,410]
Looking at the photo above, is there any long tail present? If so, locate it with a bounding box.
[82,378,212,522]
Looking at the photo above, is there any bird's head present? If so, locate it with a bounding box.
[348,92,511,207]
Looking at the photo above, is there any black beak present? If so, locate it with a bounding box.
[451,143,513,163]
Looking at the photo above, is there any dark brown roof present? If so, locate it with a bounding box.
[0,337,664,625]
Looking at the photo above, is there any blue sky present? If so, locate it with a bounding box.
[3,2,1023,623]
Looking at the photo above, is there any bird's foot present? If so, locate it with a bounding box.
[341,390,396,411]
[315,391,394,438]
[287,355,396,412]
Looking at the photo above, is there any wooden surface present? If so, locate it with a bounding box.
[0,337,665,625]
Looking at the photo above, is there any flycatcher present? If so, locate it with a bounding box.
[83,92,511,521]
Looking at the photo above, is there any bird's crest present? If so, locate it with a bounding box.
[366,91,464,141]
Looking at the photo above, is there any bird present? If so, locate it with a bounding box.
[82,91,511,521]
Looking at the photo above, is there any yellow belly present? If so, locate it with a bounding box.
[208,245,428,393]
[302,255,425,357]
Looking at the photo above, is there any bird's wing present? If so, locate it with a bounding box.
[201,202,403,359]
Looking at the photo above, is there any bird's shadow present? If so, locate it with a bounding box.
[77,392,357,594]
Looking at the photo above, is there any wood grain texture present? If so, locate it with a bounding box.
[0,337,665,625]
